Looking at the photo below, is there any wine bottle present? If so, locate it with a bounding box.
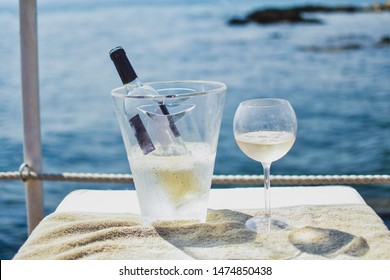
[109,46,187,156]
[109,46,144,89]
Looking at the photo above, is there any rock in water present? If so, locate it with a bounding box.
[228,3,390,26]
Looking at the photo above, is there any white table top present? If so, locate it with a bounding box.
[56,186,366,214]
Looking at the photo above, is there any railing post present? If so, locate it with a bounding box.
[19,0,44,234]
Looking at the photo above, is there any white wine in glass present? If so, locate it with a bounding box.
[233,98,297,231]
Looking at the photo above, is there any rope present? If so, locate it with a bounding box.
[0,169,389,185]
[212,174,390,185]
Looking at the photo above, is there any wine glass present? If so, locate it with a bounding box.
[233,98,297,231]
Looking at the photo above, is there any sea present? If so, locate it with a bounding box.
[0,0,389,259]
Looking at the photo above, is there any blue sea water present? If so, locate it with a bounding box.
[0,0,389,259]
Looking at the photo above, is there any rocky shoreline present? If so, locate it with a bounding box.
[228,1,390,25]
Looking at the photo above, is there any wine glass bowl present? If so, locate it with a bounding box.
[233,98,297,231]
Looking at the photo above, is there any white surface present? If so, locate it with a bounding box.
[56,186,366,214]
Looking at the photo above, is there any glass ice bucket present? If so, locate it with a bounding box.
[111,80,226,225]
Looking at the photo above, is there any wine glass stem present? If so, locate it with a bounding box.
[262,162,271,218]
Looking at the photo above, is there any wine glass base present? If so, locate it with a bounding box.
[245,216,289,231]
